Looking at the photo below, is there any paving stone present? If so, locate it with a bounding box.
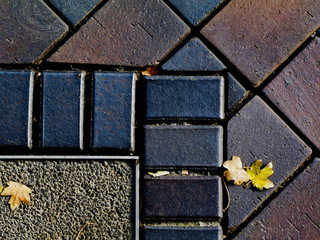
[144,125,223,168]
[143,176,222,219]
[41,71,83,149]
[92,72,135,150]
[48,0,190,66]
[48,0,102,25]
[201,0,320,85]
[227,73,247,111]
[0,70,32,148]
[0,158,134,239]
[168,0,223,25]
[264,37,320,149]
[143,226,222,240]
[0,0,68,63]
[227,96,312,229]
[145,76,224,119]
[161,37,225,71]
[234,158,320,240]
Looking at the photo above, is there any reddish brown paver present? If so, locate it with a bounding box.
[201,0,320,85]
[264,37,320,149]
[48,0,190,66]
[234,158,320,239]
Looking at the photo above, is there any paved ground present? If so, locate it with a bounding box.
[0,0,319,239]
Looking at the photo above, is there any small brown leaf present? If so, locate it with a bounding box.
[142,66,158,76]
[1,181,32,210]
[223,156,250,185]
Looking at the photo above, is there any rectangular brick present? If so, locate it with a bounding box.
[92,72,136,150]
[227,73,247,111]
[144,125,223,168]
[41,71,84,149]
[144,76,224,119]
[143,176,222,219]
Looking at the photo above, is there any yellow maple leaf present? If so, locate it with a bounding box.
[247,160,274,190]
[1,181,32,210]
[0,186,3,192]
[223,156,250,185]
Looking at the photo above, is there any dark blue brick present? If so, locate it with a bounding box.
[143,176,222,219]
[228,73,247,110]
[168,0,223,25]
[143,226,222,240]
[145,76,224,119]
[92,72,135,150]
[48,0,101,25]
[144,125,223,168]
[41,71,83,149]
[161,38,225,71]
[0,70,32,148]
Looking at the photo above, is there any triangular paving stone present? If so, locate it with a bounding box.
[0,0,68,63]
[227,96,311,229]
[48,0,190,66]
[161,37,225,71]
[227,73,247,110]
[168,0,224,25]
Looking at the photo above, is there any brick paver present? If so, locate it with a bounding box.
[201,0,320,85]
[227,73,247,111]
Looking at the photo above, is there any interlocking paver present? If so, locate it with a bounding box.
[41,71,83,149]
[227,73,247,111]
[92,72,135,150]
[264,37,320,149]
[0,0,68,63]
[143,176,222,219]
[143,226,222,240]
[234,158,320,239]
[168,0,223,25]
[201,0,320,85]
[144,125,223,168]
[0,70,32,148]
[161,37,225,71]
[48,0,102,25]
[144,76,224,119]
[227,96,311,228]
[48,0,190,66]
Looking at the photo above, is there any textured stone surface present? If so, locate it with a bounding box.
[161,37,225,71]
[41,71,83,149]
[168,0,223,25]
[144,125,223,168]
[48,0,102,25]
[143,226,222,240]
[0,159,134,239]
[201,0,320,85]
[264,37,320,149]
[143,176,222,219]
[0,0,68,63]
[234,158,320,240]
[0,70,32,148]
[48,0,189,65]
[92,72,135,150]
[227,96,311,228]
[145,76,224,119]
[227,73,247,110]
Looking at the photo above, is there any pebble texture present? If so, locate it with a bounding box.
[48,0,102,25]
[0,0,68,63]
[143,226,222,240]
[227,73,247,110]
[0,159,134,239]
[92,72,135,150]
[144,125,223,168]
[41,71,83,149]
[161,37,225,71]
[143,176,222,219]
[227,96,311,228]
[264,37,320,149]
[48,0,190,65]
[0,70,31,148]
[144,76,224,119]
[201,0,320,85]
[234,158,320,240]
[168,0,223,25]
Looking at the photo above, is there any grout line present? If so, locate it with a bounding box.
[135,161,140,240]
[28,71,35,149]
[131,73,137,152]
[79,71,86,150]
[0,155,139,160]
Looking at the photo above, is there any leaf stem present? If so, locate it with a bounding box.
[76,222,96,240]
[243,180,252,189]
[222,178,231,212]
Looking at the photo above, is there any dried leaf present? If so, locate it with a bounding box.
[142,66,158,76]
[181,170,189,175]
[223,156,250,185]
[0,186,3,193]
[1,181,32,210]
[247,160,274,190]
[148,171,170,177]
